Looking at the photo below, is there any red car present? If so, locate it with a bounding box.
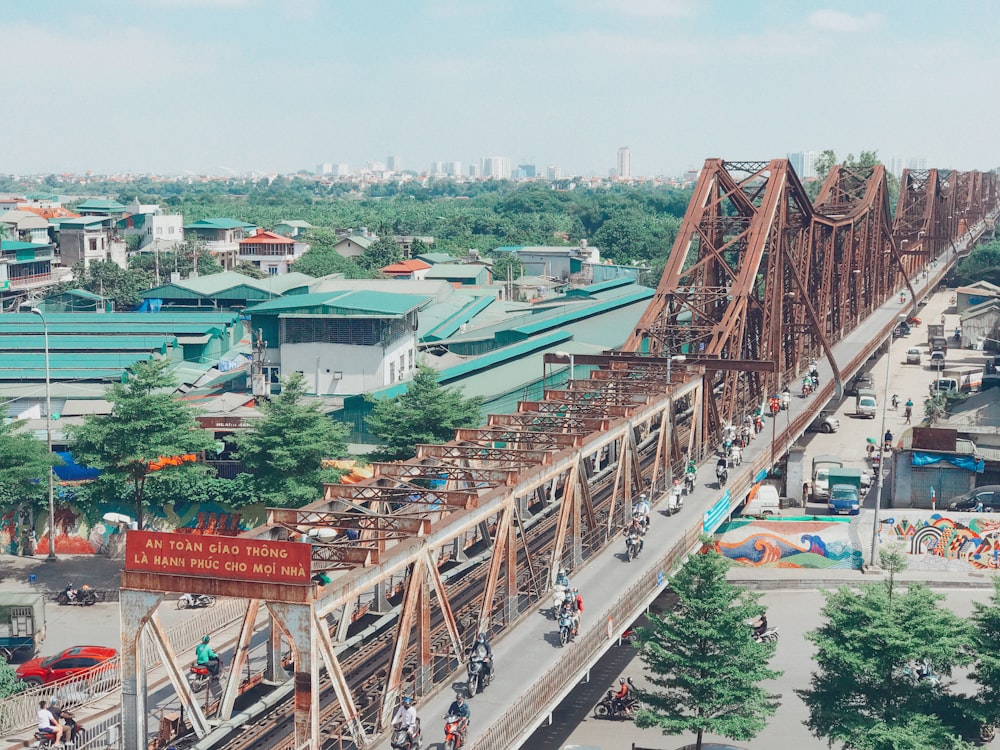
[16,645,117,686]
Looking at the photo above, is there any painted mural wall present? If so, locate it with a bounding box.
[877,512,1000,571]
[714,517,863,570]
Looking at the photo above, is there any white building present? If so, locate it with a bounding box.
[387,155,400,172]
[468,163,481,178]
[617,146,631,179]
[317,163,333,175]
[445,161,462,177]
[482,156,511,180]
[547,165,562,180]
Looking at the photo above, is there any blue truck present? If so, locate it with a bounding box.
[827,468,864,516]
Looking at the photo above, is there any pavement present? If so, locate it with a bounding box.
[0,552,125,596]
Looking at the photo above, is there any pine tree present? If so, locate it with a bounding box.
[365,364,483,461]
[634,546,781,750]
[68,359,215,529]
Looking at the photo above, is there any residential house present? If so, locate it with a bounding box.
[381,259,432,280]
[246,289,429,395]
[117,204,184,251]
[274,220,315,238]
[0,210,51,244]
[237,230,303,275]
[332,234,373,259]
[394,235,434,259]
[0,240,57,298]
[497,242,601,283]
[956,281,1000,315]
[53,216,117,268]
[183,218,257,271]
[74,199,130,220]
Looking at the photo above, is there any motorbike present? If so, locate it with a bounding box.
[620,627,637,645]
[625,532,642,561]
[51,705,84,745]
[902,658,939,687]
[177,593,216,610]
[683,472,696,495]
[594,685,638,719]
[188,661,224,693]
[558,611,576,647]
[466,652,492,697]
[390,720,421,750]
[57,585,97,606]
[728,446,742,467]
[551,583,569,619]
[443,715,468,750]
[781,391,791,410]
[752,627,779,643]
[716,465,728,488]
[801,381,812,397]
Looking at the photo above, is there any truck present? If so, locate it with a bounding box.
[929,366,984,395]
[742,483,781,517]
[827,468,864,516]
[0,593,45,661]
[927,323,945,348]
[811,455,844,501]
[855,388,877,418]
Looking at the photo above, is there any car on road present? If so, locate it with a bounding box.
[15,645,117,686]
[947,486,1000,512]
[930,350,946,370]
[906,348,921,365]
[807,412,840,433]
[845,372,875,397]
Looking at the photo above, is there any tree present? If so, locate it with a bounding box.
[969,580,1000,739]
[233,260,268,279]
[814,149,838,181]
[67,359,215,530]
[365,364,483,461]
[798,565,975,750]
[0,419,59,509]
[293,229,372,279]
[71,260,151,310]
[128,239,222,280]
[490,252,523,283]
[234,372,349,506]
[356,236,404,271]
[633,545,780,750]
[0,658,24,699]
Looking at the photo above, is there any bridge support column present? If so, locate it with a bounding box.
[453,535,468,562]
[371,580,392,614]
[264,610,286,683]
[268,602,319,750]
[416,573,432,696]
[517,493,533,520]
[120,590,161,750]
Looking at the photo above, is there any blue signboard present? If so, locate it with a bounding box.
[754,468,768,483]
[703,490,732,534]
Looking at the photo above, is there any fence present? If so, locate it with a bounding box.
[469,524,702,750]
[0,597,248,735]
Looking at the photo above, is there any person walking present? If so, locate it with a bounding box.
[904,398,913,424]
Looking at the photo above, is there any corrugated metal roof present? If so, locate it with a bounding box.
[424,264,485,280]
[415,252,455,264]
[501,289,653,341]
[75,199,128,212]
[565,277,634,297]
[183,218,256,230]
[0,352,155,370]
[977,446,1000,462]
[0,322,226,335]
[422,296,495,342]
[0,335,177,351]
[247,290,428,317]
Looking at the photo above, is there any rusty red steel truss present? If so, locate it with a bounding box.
[626,158,995,441]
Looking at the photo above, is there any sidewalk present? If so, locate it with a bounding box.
[0,553,124,596]
[728,564,1000,589]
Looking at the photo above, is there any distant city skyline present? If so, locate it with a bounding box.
[1,1,997,176]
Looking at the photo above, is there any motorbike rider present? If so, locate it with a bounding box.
[49,698,81,743]
[633,493,651,528]
[625,516,645,554]
[555,568,570,588]
[716,455,728,481]
[196,635,222,677]
[446,693,471,731]
[64,583,76,602]
[391,695,419,743]
[884,429,894,451]
[471,632,494,681]
[753,613,769,639]
[560,599,580,637]
[613,677,634,714]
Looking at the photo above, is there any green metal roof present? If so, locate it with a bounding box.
[1,312,238,324]
[24,193,58,201]
[247,290,428,317]
[0,351,154,373]
[0,335,177,352]
[52,288,107,302]
[144,271,314,300]
[565,277,634,297]
[423,264,486,280]
[415,252,455,265]
[498,289,653,344]
[54,216,112,228]
[0,240,51,251]
[74,199,128,212]
[0,322,227,336]
[0,368,124,381]
[421,296,495,342]
[183,218,257,230]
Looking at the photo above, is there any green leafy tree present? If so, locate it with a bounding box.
[798,567,975,750]
[235,372,349,506]
[0,659,24,699]
[633,545,781,750]
[128,239,222,280]
[67,359,215,529]
[969,580,1000,739]
[293,229,372,278]
[366,364,483,461]
[71,260,151,310]
[233,260,268,279]
[356,236,404,271]
[0,419,59,509]
[814,149,838,180]
[490,252,523,283]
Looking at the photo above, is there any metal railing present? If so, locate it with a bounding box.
[470,525,701,750]
[0,598,248,735]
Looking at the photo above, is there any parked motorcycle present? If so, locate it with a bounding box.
[177,593,217,610]
[716,465,728,489]
[558,611,576,647]
[57,584,97,606]
[443,715,468,750]
[466,652,492,697]
[625,532,642,562]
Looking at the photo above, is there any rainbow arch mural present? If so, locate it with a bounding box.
[714,517,863,570]
[878,513,1000,571]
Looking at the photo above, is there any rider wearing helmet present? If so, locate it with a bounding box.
[196,635,221,676]
[633,494,651,528]
[472,631,494,680]
[447,692,471,720]
[391,695,419,741]
[613,677,633,713]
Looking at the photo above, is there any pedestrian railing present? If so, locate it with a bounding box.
[0,597,248,735]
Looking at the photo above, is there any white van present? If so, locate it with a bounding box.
[743,485,781,517]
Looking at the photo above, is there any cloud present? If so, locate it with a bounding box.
[571,0,695,17]
[807,9,882,33]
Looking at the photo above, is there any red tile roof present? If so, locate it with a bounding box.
[382,259,432,274]
[19,205,79,219]
[240,229,294,245]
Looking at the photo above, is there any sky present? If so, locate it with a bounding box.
[1,0,998,177]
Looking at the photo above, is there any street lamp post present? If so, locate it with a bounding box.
[30,308,57,562]
[869,313,907,567]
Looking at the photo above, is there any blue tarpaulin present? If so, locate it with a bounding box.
[53,452,101,481]
[911,452,985,473]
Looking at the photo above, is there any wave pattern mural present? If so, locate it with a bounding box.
[714,518,863,569]
[879,513,1000,571]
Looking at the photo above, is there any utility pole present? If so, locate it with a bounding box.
[250,328,270,404]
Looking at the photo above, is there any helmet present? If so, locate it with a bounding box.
[619,678,626,684]
[402,696,412,706]
[202,635,210,644]
[477,632,487,642]
[455,693,464,701]
[558,568,566,576]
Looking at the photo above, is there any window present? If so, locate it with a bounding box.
[389,362,396,382]
[409,349,414,369]
[268,267,278,275]
[399,355,405,375]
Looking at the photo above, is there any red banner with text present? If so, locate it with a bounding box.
[125,531,312,585]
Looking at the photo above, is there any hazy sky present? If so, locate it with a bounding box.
[2,0,997,177]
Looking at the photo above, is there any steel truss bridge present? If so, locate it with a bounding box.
[117,159,997,750]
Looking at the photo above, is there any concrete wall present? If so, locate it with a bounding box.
[877,511,1000,571]
[714,518,863,570]
[281,335,415,395]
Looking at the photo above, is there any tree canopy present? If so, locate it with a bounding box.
[67,259,151,310]
[292,228,374,279]
[0,419,59,510]
[633,545,781,750]
[67,359,215,529]
[128,239,222,281]
[356,236,404,271]
[798,553,976,750]
[365,364,483,461]
[234,372,349,506]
